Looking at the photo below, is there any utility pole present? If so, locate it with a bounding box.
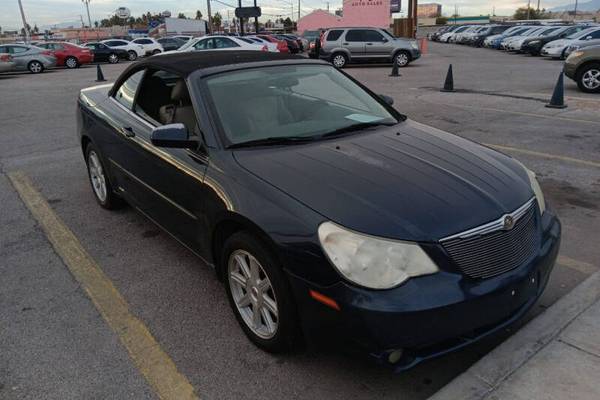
[298,0,300,22]
[326,2,329,12]
[238,0,244,35]
[254,0,259,33]
[82,0,92,28]
[17,0,30,42]
[207,0,212,33]
[536,0,540,11]
[526,0,531,19]
[574,0,579,16]
[80,14,85,28]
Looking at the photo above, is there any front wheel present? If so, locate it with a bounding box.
[394,51,411,67]
[28,60,44,73]
[223,232,300,353]
[576,63,600,93]
[331,52,348,68]
[108,53,119,64]
[152,49,161,55]
[85,143,124,210]
[127,50,138,61]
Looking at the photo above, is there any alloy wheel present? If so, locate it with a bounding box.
[65,57,78,68]
[332,54,346,68]
[582,69,600,90]
[88,151,107,203]
[395,52,409,67]
[128,51,137,61]
[108,54,118,64]
[228,250,278,339]
[29,61,42,73]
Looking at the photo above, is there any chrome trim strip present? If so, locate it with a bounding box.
[439,198,536,242]
[109,158,198,220]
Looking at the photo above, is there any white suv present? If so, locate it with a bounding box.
[101,39,144,61]
[131,37,164,55]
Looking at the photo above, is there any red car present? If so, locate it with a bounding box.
[37,42,93,69]
[256,35,289,53]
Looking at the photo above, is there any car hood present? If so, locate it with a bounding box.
[233,120,533,242]
[545,39,570,47]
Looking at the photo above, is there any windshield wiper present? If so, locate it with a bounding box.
[319,122,396,139]
[228,136,317,149]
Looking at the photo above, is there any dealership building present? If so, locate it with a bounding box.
[297,0,394,34]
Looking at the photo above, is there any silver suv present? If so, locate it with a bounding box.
[319,27,420,68]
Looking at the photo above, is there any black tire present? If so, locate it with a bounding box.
[127,50,138,61]
[27,60,44,73]
[331,52,348,68]
[576,62,600,93]
[107,53,119,64]
[393,50,411,67]
[65,56,78,69]
[222,231,301,353]
[152,49,161,55]
[84,142,125,210]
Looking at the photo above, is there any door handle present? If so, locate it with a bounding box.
[366,43,373,45]
[123,126,135,138]
[343,42,349,45]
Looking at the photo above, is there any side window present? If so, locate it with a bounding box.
[98,44,106,49]
[137,39,152,44]
[114,70,145,110]
[0,46,8,54]
[12,46,28,54]
[194,39,213,50]
[589,30,600,39]
[363,30,385,42]
[214,38,239,48]
[345,30,365,42]
[54,44,65,50]
[326,30,343,41]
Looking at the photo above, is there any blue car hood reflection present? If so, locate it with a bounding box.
[233,119,533,242]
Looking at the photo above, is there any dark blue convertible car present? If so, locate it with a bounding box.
[77,51,561,370]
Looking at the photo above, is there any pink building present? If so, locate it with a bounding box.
[297,0,391,34]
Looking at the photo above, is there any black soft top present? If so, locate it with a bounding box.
[133,51,306,77]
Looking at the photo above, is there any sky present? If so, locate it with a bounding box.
[0,0,573,31]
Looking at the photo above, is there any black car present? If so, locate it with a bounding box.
[83,42,129,63]
[522,25,589,56]
[157,37,186,52]
[468,25,511,47]
[77,51,560,370]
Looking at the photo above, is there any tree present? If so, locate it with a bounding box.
[436,16,448,25]
[513,7,549,20]
[94,20,99,28]
[177,13,187,19]
[213,12,222,28]
[195,10,203,20]
[33,24,39,33]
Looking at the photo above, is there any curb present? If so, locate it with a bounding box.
[429,268,600,400]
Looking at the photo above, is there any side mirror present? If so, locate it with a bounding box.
[585,36,592,40]
[151,123,198,149]
[382,37,388,42]
[379,94,394,106]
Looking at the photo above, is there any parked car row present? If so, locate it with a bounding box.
[430,23,600,93]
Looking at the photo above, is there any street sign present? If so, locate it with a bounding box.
[235,7,261,19]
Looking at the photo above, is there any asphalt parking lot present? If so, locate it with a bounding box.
[1,42,599,399]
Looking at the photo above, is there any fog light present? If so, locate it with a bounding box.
[388,349,404,364]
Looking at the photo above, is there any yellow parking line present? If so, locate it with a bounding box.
[484,144,600,169]
[8,171,198,400]
[557,256,598,275]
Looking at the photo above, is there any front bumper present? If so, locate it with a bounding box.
[541,46,564,57]
[289,210,560,370]
[522,42,543,54]
[564,61,578,80]
[409,48,421,61]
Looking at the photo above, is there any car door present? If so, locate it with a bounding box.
[343,29,366,57]
[51,43,67,64]
[107,68,210,249]
[95,43,110,61]
[6,45,30,69]
[363,29,389,57]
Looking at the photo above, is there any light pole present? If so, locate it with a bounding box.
[17,0,30,42]
[82,0,92,28]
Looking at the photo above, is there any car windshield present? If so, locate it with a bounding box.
[202,65,399,147]
[178,38,200,51]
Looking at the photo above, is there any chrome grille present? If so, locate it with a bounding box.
[441,201,539,279]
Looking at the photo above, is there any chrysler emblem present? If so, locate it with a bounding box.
[503,215,515,230]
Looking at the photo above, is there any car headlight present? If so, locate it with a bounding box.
[569,50,584,58]
[318,222,439,289]
[410,40,419,49]
[514,160,546,214]
[529,40,541,45]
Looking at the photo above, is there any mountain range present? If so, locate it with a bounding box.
[549,0,600,11]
